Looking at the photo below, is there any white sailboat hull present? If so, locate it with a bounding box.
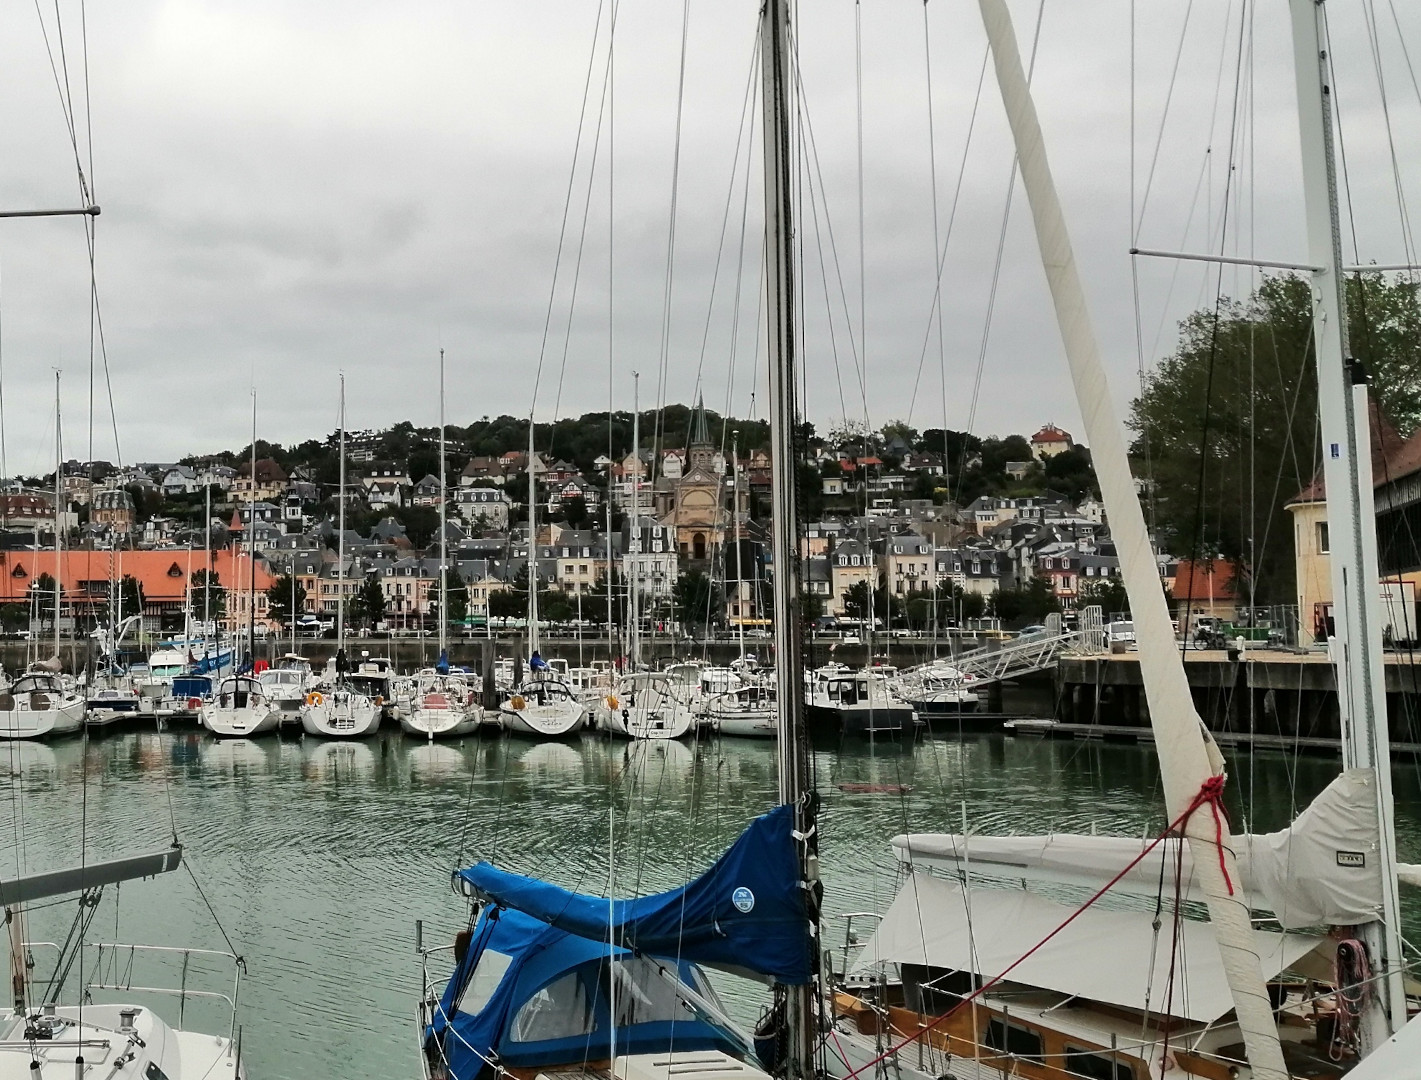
[707,709,777,738]
[201,704,279,737]
[604,702,697,740]
[301,691,381,737]
[499,699,585,738]
[399,707,479,739]
[0,696,85,739]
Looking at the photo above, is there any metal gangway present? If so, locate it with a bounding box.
[899,608,1106,690]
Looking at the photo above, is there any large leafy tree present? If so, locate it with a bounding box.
[265,574,307,629]
[1128,272,1421,604]
[673,568,723,630]
[349,575,386,629]
[191,569,226,621]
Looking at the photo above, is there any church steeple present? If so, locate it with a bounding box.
[688,395,714,471]
[690,394,710,448]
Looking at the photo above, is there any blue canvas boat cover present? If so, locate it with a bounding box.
[455,805,813,985]
[426,907,743,1079]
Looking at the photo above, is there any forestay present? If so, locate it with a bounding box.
[456,804,814,984]
[851,872,1323,1025]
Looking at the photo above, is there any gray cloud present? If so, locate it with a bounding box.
[0,0,1416,468]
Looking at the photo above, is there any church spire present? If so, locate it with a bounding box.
[690,394,710,448]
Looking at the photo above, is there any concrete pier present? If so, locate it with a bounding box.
[1055,649,1421,743]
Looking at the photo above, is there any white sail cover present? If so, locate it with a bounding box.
[851,872,1323,1025]
[1344,1014,1421,1079]
[893,769,1386,930]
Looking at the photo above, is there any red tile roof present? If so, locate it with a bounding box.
[1031,425,1073,444]
[1171,558,1238,602]
[0,549,275,605]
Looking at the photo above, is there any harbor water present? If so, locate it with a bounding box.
[6,727,1421,1079]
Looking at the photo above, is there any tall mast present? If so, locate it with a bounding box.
[975,1,1286,1075]
[337,374,347,661]
[527,413,538,656]
[438,349,448,659]
[760,2,816,1078]
[733,430,745,662]
[247,392,257,666]
[53,371,61,661]
[1288,0,1405,1040]
[630,371,640,667]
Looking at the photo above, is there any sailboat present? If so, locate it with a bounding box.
[828,3,1417,1079]
[401,350,481,740]
[303,375,380,738]
[500,414,586,738]
[418,7,819,1080]
[0,374,85,740]
[0,848,248,1078]
[202,393,278,738]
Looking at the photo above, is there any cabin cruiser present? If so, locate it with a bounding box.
[400,670,480,739]
[200,673,277,737]
[705,683,777,738]
[895,664,981,716]
[0,668,86,739]
[596,672,697,740]
[259,653,314,728]
[84,683,142,730]
[805,667,916,737]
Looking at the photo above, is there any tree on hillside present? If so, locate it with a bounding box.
[266,574,307,630]
[349,575,386,629]
[1043,446,1098,501]
[673,569,723,630]
[1129,272,1421,603]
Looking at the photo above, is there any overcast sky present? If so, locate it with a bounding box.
[0,1,1417,472]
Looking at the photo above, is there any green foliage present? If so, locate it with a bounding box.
[904,583,986,627]
[265,574,307,629]
[1128,273,1421,602]
[441,569,468,623]
[1042,447,1098,500]
[192,569,226,620]
[1077,576,1130,616]
[991,579,1060,626]
[349,575,386,629]
[119,575,145,617]
[673,568,723,628]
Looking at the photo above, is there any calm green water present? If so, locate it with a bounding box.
[4,729,1419,1079]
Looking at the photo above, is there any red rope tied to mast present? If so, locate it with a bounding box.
[837,774,1238,1079]
[1186,773,1233,895]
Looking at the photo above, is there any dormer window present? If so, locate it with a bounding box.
[11,566,26,579]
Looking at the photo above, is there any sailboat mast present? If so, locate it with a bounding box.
[975,2,1286,1075]
[527,414,538,655]
[337,374,347,659]
[1288,0,1406,1039]
[53,371,61,660]
[438,349,448,658]
[760,2,816,1078]
[247,392,257,667]
[733,430,745,662]
[630,371,640,667]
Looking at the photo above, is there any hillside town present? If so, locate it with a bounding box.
[0,402,1274,644]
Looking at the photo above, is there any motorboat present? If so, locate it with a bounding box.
[804,668,916,737]
[84,684,142,731]
[200,673,278,737]
[0,669,86,739]
[895,664,981,715]
[704,684,777,738]
[258,653,313,728]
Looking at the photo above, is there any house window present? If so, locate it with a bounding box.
[984,1018,1043,1064]
[1316,521,1330,554]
